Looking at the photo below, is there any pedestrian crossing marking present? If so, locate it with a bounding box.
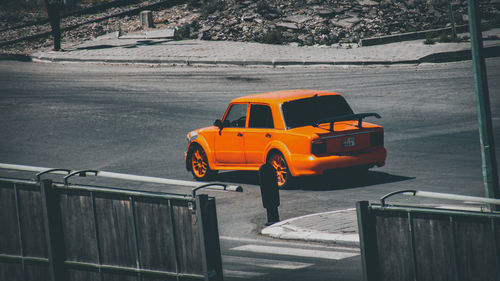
[220,236,360,252]
[223,269,267,278]
[222,255,313,270]
[230,244,359,260]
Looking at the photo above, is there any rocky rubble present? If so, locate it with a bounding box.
[181,0,500,45]
[1,0,499,55]
[0,0,171,54]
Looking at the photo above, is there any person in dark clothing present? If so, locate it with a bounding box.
[44,0,62,50]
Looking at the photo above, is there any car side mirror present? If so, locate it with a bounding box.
[214,119,223,130]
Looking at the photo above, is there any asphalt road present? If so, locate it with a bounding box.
[1,59,499,280]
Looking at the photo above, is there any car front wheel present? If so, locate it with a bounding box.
[190,145,217,181]
[267,152,292,189]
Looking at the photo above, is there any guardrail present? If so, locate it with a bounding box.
[0,163,242,192]
[380,189,500,207]
[357,190,500,281]
[0,163,239,281]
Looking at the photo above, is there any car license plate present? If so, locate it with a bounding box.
[342,137,356,148]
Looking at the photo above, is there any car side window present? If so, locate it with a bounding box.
[224,104,247,128]
[249,104,274,129]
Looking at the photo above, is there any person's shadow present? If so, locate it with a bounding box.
[213,170,414,191]
[75,40,200,50]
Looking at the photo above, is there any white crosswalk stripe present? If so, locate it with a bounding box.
[222,255,313,270]
[220,235,360,252]
[230,244,359,260]
[223,269,267,279]
[221,237,360,278]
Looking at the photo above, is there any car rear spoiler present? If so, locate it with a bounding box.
[312,113,381,132]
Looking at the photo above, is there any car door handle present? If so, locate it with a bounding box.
[265,133,271,138]
[237,132,243,137]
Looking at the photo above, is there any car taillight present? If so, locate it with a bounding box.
[370,132,384,146]
[312,139,326,155]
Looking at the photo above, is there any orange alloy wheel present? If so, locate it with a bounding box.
[191,147,209,179]
[270,153,289,188]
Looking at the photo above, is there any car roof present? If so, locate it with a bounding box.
[230,89,341,105]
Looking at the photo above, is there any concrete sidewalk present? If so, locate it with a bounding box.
[30,28,500,66]
[261,208,360,247]
[259,204,486,247]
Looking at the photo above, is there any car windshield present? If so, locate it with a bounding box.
[282,95,354,129]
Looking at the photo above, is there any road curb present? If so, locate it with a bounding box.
[0,53,32,62]
[418,44,500,63]
[29,43,500,66]
[359,24,471,46]
[30,53,420,67]
[261,209,360,247]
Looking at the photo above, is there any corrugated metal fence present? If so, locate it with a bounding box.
[0,176,223,281]
[357,199,500,281]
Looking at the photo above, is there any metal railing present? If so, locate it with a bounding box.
[357,190,500,281]
[0,163,242,194]
[380,189,500,207]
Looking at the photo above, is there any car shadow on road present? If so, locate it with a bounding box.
[213,170,414,191]
[291,171,415,191]
[214,171,261,185]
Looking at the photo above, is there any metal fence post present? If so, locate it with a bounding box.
[407,212,418,281]
[490,218,500,281]
[90,191,104,281]
[129,196,142,281]
[356,201,379,281]
[196,195,223,281]
[449,216,460,281]
[40,179,66,281]
[468,0,500,211]
[167,199,181,279]
[13,184,27,280]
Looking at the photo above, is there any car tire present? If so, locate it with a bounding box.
[267,152,292,189]
[190,145,217,181]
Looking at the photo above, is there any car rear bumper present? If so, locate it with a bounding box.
[289,146,387,176]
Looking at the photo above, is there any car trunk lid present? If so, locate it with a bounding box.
[290,121,382,155]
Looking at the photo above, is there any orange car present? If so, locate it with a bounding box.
[185,90,386,188]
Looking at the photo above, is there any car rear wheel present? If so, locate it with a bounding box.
[190,145,216,181]
[267,152,292,189]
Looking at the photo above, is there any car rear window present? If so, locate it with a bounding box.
[282,95,354,129]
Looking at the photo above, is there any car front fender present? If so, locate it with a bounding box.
[186,135,214,171]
